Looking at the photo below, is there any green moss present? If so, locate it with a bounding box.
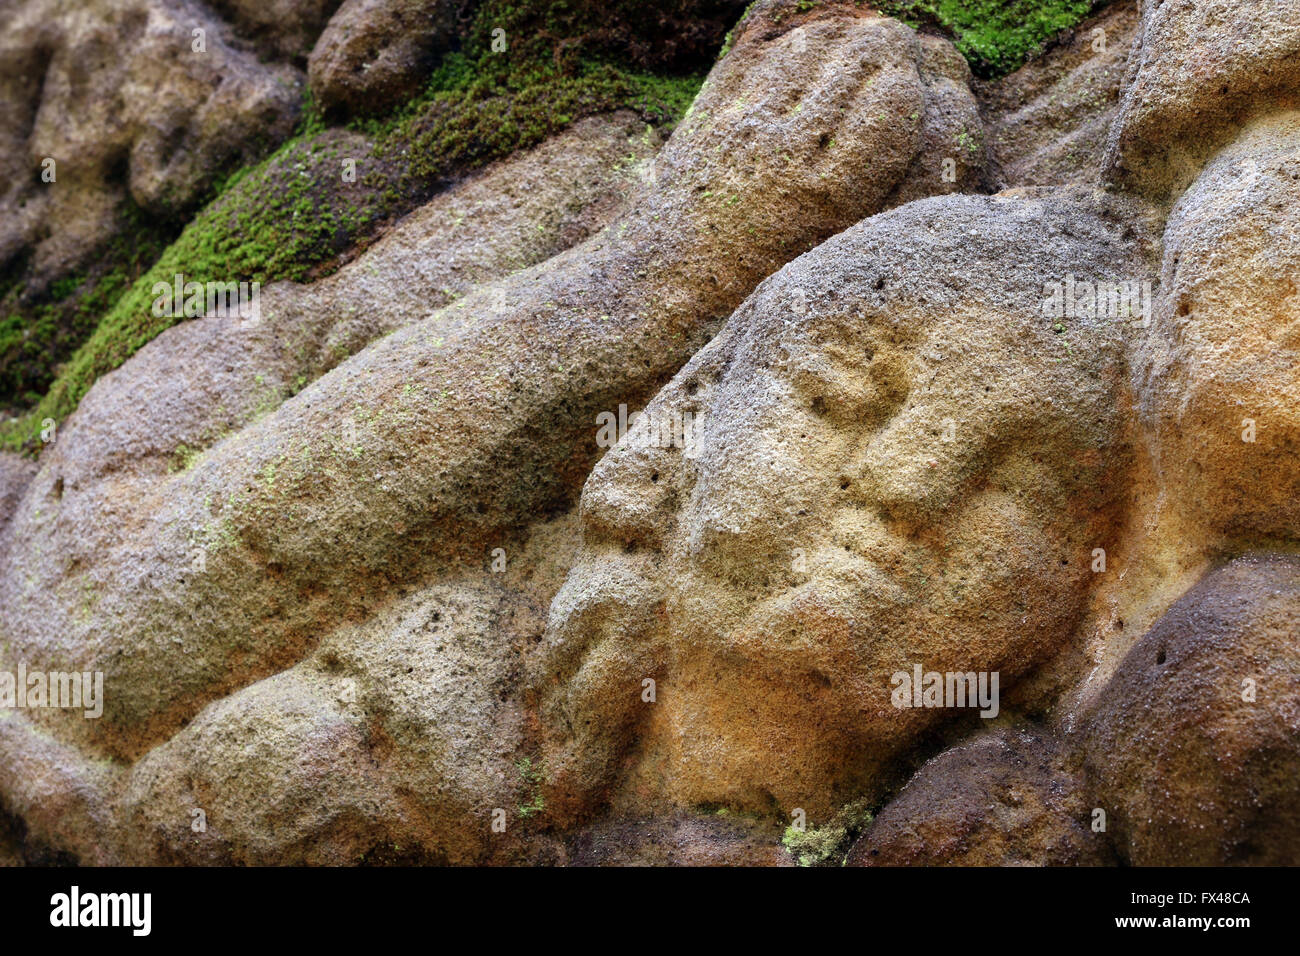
[781,798,875,866]
[881,0,1098,78]
[356,0,714,186]
[0,203,169,414]
[0,125,414,452]
[393,58,700,185]
[170,442,203,473]
[717,0,758,60]
[515,756,546,819]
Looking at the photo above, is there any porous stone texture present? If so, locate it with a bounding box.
[885,33,987,206]
[0,110,656,784]
[1046,114,1300,730]
[534,188,1147,825]
[0,451,35,538]
[1103,0,1300,198]
[1132,112,1300,543]
[3,0,1298,868]
[0,0,304,288]
[1080,553,1300,865]
[0,710,120,866]
[564,813,791,866]
[307,0,462,117]
[978,0,1140,188]
[213,0,343,62]
[846,725,1113,866]
[274,114,661,380]
[0,6,987,863]
[16,112,655,495]
[119,568,552,864]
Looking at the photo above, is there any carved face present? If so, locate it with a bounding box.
[537,205,1135,820]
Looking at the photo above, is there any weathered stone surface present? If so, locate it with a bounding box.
[1103,0,1300,197]
[212,0,342,61]
[534,187,1148,824]
[308,0,462,117]
[1080,553,1300,865]
[847,725,1112,866]
[564,813,791,866]
[0,8,980,774]
[121,580,531,865]
[1132,112,1300,543]
[0,451,35,539]
[115,509,577,865]
[13,113,655,490]
[0,0,303,287]
[281,115,660,380]
[4,0,1298,870]
[0,710,119,866]
[1050,108,1300,735]
[979,0,1139,188]
[0,112,654,790]
[885,33,987,206]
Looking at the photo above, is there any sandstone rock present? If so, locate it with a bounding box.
[1103,0,1300,197]
[0,0,1297,871]
[287,115,660,379]
[0,111,653,774]
[19,0,1300,870]
[1045,110,1300,736]
[565,813,790,866]
[15,114,655,490]
[884,33,987,206]
[1132,112,1300,543]
[308,0,462,117]
[534,187,1149,824]
[979,0,1139,188]
[0,0,303,288]
[0,8,981,771]
[120,583,524,865]
[212,0,342,61]
[0,451,35,539]
[117,511,578,865]
[0,710,119,866]
[1080,552,1300,865]
[847,725,1112,866]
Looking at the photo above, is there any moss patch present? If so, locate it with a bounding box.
[781,798,875,866]
[0,204,170,415]
[881,0,1101,78]
[515,756,546,819]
